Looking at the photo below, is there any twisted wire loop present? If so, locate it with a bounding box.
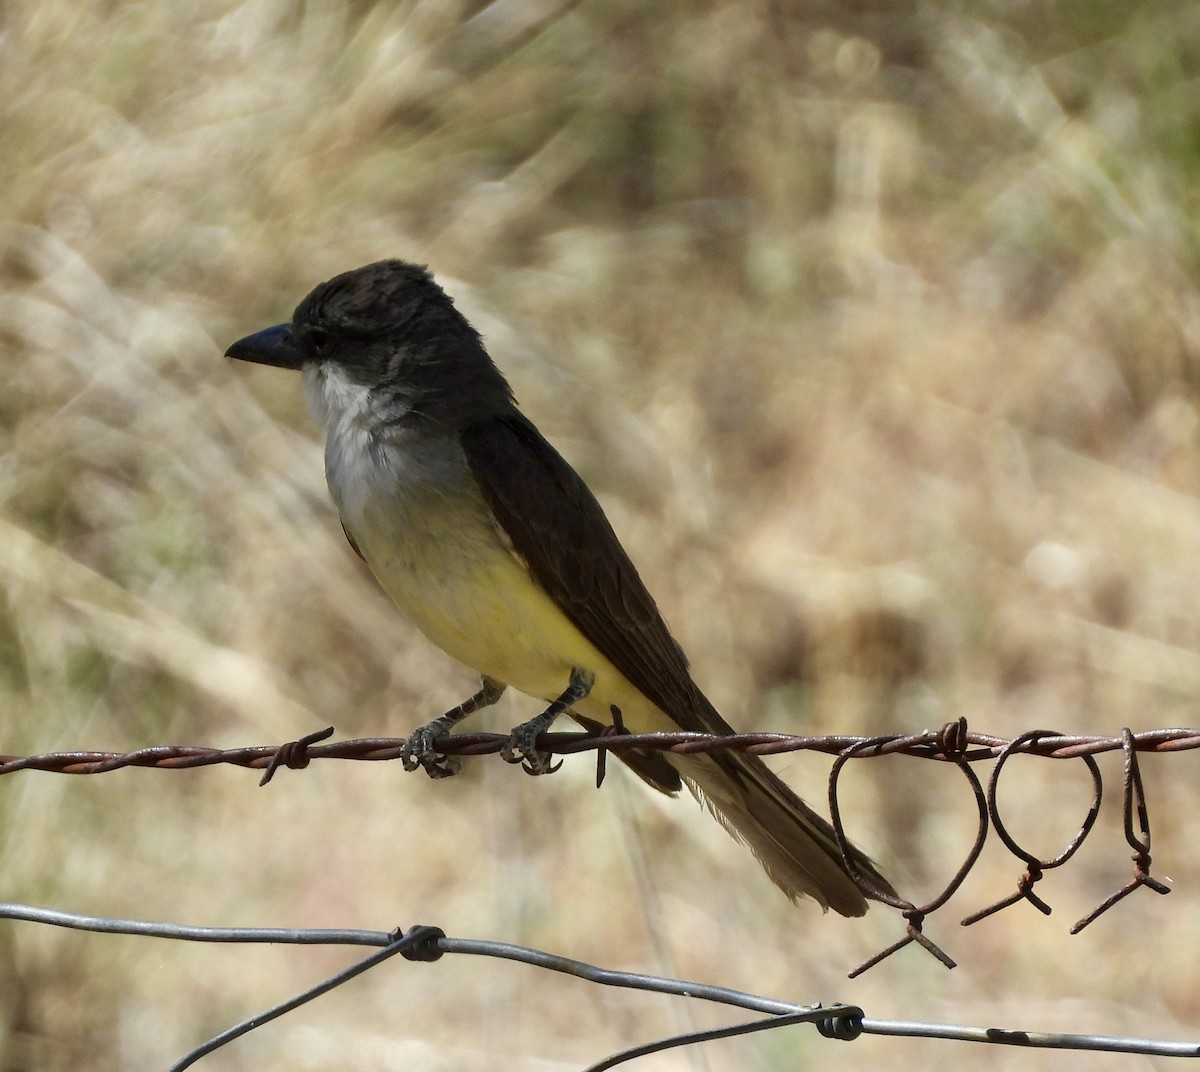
[961,729,1104,926]
[833,721,987,977]
[1072,728,1172,933]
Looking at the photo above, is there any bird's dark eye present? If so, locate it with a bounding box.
[308,327,330,353]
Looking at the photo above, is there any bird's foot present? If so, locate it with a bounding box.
[400,718,462,779]
[500,711,563,776]
[499,668,594,776]
[400,678,506,779]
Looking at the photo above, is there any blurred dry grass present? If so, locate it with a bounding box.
[2,0,1200,1068]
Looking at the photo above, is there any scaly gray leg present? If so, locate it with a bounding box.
[401,676,506,778]
[501,668,594,775]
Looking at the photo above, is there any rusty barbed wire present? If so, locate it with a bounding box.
[2,720,1197,973]
[6,722,1200,777]
[1,904,1198,1069]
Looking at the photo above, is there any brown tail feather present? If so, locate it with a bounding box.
[671,750,893,916]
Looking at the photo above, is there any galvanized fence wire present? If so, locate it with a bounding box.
[1,904,1198,1069]
[2,719,1194,971]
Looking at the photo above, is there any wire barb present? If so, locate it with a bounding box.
[592,705,627,788]
[258,726,335,786]
[848,914,958,978]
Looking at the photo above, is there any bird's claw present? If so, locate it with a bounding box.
[497,670,587,775]
[400,721,461,779]
[501,723,562,776]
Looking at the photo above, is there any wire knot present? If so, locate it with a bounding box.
[936,717,969,758]
[397,925,447,962]
[259,727,335,786]
[1017,866,1043,892]
[815,1004,865,1041]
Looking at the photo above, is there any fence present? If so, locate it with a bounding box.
[2,721,1198,1067]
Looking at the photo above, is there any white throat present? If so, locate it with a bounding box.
[302,361,380,437]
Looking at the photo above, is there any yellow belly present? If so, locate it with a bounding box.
[378,532,599,698]
[347,486,673,733]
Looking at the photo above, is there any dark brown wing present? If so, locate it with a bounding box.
[460,411,731,738]
[462,413,895,907]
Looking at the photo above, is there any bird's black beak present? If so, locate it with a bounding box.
[225,323,305,370]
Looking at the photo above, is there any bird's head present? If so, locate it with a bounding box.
[226,259,513,428]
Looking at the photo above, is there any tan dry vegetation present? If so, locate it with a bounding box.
[2,1,1200,1069]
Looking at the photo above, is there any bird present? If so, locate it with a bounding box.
[226,258,892,914]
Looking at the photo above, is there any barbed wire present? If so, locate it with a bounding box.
[2,719,1194,973]
[1,903,1197,1069]
[6,721,1200,778]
